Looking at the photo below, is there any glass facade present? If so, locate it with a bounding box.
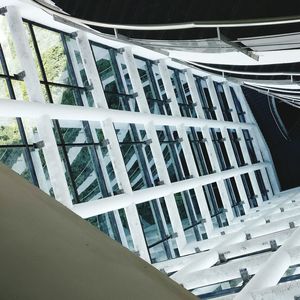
[0,8,277,267]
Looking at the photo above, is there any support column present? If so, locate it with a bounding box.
[75,33,149,261]
[121,49,188,253]
[6,6,72,208]
[159,60,215,235]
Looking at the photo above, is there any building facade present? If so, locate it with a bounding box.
[2,1,299,299]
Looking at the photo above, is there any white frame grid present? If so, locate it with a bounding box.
[1,2,296,299]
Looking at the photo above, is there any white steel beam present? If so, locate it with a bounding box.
[6,5,73,208]
[171,191,299,282]
[0,98,255,131]
[235,226,300,299]
[71,163,269,219]
[121,48,188,254]
[75,32,150,261]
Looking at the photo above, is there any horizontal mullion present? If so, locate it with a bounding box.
[71,163,269,219]
[0,99,255,131]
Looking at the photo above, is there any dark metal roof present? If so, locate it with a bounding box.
[51,0,300,39]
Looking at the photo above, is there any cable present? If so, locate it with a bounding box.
[268,95,290,141]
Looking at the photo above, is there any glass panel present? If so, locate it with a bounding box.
[214,82,233,121]
[187,127,213,175]
[32,25,73,85]
[115,123,158,191]
[0,118,22,145]
[210,128,231,170]
[228,129,246,166]
[241,173,257,208]
[243,129,258,163]
[230,86,246,123]
[195,76,217,120]
[0,147,33,182]
[157,125,187,182]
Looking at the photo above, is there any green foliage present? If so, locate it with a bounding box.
[0,123,21,145]
[42,44,68,83]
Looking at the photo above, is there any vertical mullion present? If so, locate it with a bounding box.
[27,22,80,204]
[0,44,39,187]
[61,33,122,242]
[76,32,150,261]
[6,8,72,207]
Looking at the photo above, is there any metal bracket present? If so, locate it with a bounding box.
[170,232,178,239]
[70,31,78,38]
[114,189,124,195]
[33,140,45,149]
[270,240,278,251]
[14,71,26,80]
[240,268,250,283]
[217,27,259,61]
[153,59,162,65]
[246,233,252,240]
[132,92,138,98]
[176,137,183,143]
[156,180,164,186]
[219,253,227,263]
[265,219,270,223]
[289,222,295,229]
[85,83,94,91]
[220,231,226,235]
[0,6,7,15]
[117,47,125,54]
[195,247,201,253]
[144,139,152,145]
[100,139,110,147]
[133,250,140,256]
[280,207,285,212]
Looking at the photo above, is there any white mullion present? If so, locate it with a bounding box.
[185,70,233,230]
[121,47,189,255]
[205,77,224,121]
[159,60,214,236]
[178,124,214,234]
[206,77,252,219]
[215,180,235,223]
[234,175,251,213]
[235,85,280,194]
[75,32,149,261]
[157,59,181,117]
[184,69,205,119]
[121,48,187,253]
[249,170,264,206]
[261,167,274,198]
[222,82,240,123]
[6,5,72,208]
[220,127,251,213]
